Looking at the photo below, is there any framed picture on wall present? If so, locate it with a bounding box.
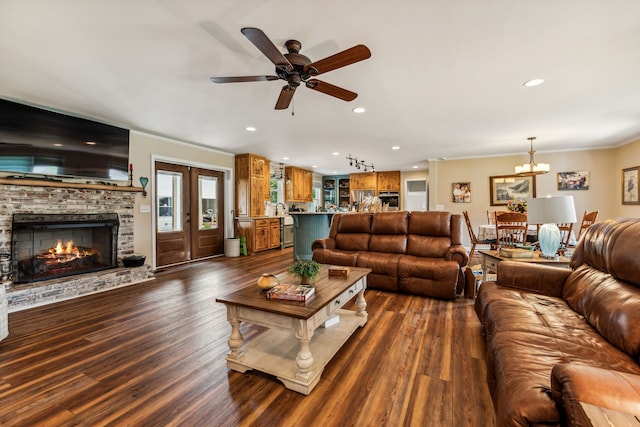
[489,174,536,206]
[452,182,471,203]
[557,171,589,190]
[622,166,639,205]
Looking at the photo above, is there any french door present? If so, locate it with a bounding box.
[155,161,225,267]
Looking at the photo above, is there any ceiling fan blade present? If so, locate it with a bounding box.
[306,79,358,101]
[241,27,293,72]
[275,85,296,110]
[210,75,279,83]
[304,44,371,76]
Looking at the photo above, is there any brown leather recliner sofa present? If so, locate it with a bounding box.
[311,211,469,299]
[475,218,640,426]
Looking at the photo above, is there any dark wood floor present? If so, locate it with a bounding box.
[0,248,495,426]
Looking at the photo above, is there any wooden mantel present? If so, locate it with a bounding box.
[0,177,144,192]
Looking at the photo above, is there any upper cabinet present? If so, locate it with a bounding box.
[350,172,377,190]
[285,166,313,202]
[235,153,270,217]
[376,171,401,192]
[322,175,350,209]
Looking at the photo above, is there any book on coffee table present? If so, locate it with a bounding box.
[266,283,315,302]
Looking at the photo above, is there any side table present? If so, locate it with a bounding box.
[479,250,571,283]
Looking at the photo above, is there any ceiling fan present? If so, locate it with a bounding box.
[210,27,371,110]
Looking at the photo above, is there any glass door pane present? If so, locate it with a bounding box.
[157,171,183,232]
[198,175,218,230]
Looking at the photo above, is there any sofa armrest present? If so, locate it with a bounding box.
[446,245,469,268]
[496,261,572,298]
[311,238,335,251]
[551,364,640,426]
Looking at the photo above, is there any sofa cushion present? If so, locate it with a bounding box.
[357,252,402,291]
[335,233,370,251]
[368,235,407,254]
[397,256,460,299]
[336,212,372,233]
[407,211,451,236]
[370,211,409,235]
[368,211,408,254]
[570,218,640,288]
[563,264,640,358]
[406,235,451,258]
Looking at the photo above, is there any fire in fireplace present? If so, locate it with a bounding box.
[11,213,119,284]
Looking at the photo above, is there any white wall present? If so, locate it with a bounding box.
[128,131,235,264]
[430,139,640,248]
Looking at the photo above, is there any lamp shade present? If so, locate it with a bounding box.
[526,196,577,225]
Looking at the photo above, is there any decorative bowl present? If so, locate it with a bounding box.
[257,273,280,290]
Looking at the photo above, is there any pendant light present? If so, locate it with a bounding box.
[515,137,550,176]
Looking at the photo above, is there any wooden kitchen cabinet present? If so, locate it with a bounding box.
[350,172,377,190]
[235,153,270,217]
[270,219,281,249]
[285,166,313,202]
[376,171,401,192]
[236,218,281,254]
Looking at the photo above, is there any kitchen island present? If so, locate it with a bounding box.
[289,212,337,260]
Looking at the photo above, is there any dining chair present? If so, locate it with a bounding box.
[578,210,599,240]
[557,222,573,249]
[463,211,496,261]
[486,210,497,225]
[495,211,528,248]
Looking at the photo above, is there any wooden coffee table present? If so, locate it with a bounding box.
[215,265,370,395]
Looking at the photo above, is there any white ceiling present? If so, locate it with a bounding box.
[2,0,640,175]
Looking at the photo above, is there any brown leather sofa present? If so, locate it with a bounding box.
[311,211,468,299]
[475,218,640,426]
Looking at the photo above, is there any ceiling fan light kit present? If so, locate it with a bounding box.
[211,27,371,110]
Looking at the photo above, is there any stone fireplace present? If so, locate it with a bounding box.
[0,179,152,311]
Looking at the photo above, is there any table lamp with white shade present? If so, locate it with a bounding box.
[526,195,577,258]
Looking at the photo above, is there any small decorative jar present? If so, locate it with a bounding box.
[257,273,280,290]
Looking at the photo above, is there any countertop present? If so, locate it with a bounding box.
[289,212,329,215]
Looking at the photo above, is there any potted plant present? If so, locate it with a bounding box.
[288,258,321,285]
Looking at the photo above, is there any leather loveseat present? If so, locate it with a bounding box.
[311,211,468,299]
[475,218,640,426]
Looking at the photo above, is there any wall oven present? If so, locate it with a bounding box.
[378,192,400,210]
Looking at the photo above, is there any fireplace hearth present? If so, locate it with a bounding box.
[11,213,119,284]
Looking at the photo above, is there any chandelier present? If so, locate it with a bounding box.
[515,137,549,176]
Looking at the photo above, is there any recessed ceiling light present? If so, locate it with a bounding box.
[85,141,96,145]
[245,126,256,132]
[54,143,63,147]
[352,107,366,114]
[282,157,289,160]
[312,165,318,168]
[332,152,340,156]
[523,78,544,87]
[392,146,400,150]
[412,165,419,169]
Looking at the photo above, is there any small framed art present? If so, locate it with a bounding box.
[557,171,589,191]
[452,182,471,203]
[622,166,639,205]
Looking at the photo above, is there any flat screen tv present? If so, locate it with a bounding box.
[0,98,130,180]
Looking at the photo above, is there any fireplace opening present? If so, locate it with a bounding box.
[11,213,119,284]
